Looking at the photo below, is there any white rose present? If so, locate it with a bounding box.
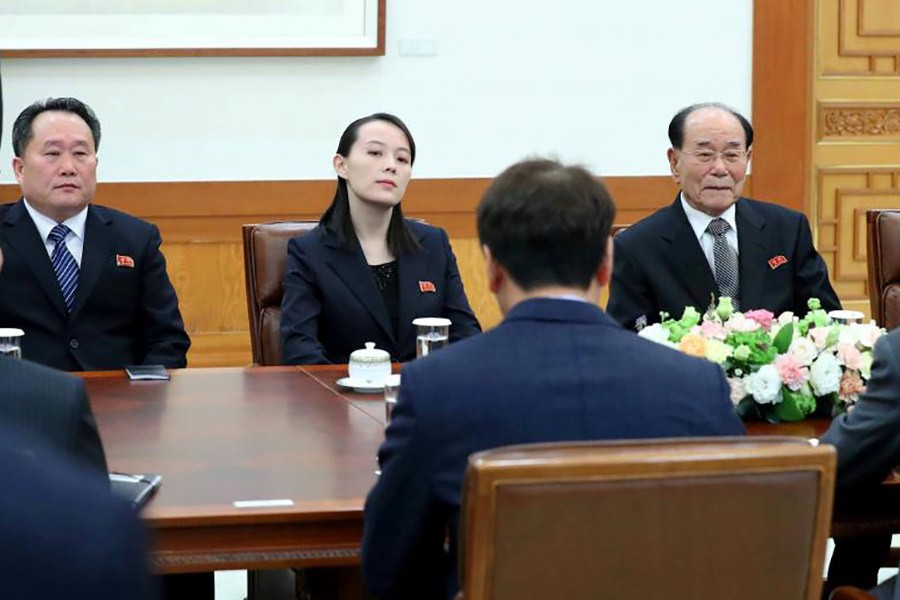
[638,323,672,346]
[744,365,783,405]
[809,351,842,396]
[777,311,796,327]
[788,337,818,367]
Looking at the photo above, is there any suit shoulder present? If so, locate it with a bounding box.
[91,205,159,233]
[739,197,805,222]
[616,203,678,246]
[288,225,326,251]
[405,219,447,242]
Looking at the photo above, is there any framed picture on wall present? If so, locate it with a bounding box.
[0,0,385,57]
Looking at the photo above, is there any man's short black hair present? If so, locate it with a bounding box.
[12,97,101,157]
[477,158,616,291]
[667,102,753,149]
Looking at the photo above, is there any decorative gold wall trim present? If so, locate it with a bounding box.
[820,103,900,138]
[816,167,900,309]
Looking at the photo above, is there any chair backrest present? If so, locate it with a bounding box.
[242,221,318,365]
[459,437,835,600]
[867,209,900,330]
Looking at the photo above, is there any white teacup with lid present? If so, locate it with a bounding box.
[348,342,392,385]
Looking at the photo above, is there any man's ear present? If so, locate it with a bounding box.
[12,157,24,183]
[482,245,503,294]
[667,147,681,184]
[333,154,347,178]
[597,236,614,288]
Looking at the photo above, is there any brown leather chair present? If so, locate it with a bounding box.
[242,221,317,365]
[867,209,900,330]
[458,437,836,600]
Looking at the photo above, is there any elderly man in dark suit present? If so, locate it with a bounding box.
[0,97,190,371]
[361,158,745,600]
[820,328,900,598]
[608,102,840,330]
[0,423,157,600]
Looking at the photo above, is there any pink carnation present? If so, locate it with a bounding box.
[836,343,862,370]
[838,370,865,403]
[699,321,727,340]
[744,309,775,330]
[773,354,809,391]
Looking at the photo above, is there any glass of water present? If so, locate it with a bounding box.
[383,374,401,426]
[0,328,24,359]
[412,317,451,358]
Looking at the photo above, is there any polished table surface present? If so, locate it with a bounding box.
[80,366,900,573]
[81,366,384,574]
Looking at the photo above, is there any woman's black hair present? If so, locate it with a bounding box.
[320,113,419,255]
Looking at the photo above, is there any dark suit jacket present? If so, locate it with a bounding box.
[0,200,190,371]
[0,355,107,475]
[280,220,481,364]
[0,424,157,600]
[607,196,841,329]
[820,329,900,490]
[361,298,745,599]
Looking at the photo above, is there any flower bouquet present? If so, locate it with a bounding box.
[637,298,884,422]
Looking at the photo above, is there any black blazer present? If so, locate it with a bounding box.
[821,328,900,490]
[0,424,156,600]
[0,355,107,475]
[280,220,481,364]
[361,299,745,599]
[608,196,841,329]
[0,200,190,371]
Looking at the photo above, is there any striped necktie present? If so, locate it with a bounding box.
[707,217,739,309]
[48,224,79,313]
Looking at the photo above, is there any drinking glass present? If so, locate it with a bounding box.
[383,374,402,426]
[412,317,451,358]
[0,328,24,359]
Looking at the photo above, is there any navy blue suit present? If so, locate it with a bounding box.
[280,220,481,364]
[362,298,745,599]
[0,424,157,600]
[608,196,841,329]
[0,200,190,371]
[0,355,107,475]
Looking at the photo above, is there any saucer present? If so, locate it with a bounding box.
[336,377,384,394]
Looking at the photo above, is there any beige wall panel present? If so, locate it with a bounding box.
[859,0,900,35]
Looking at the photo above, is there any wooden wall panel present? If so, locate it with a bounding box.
[0,175,676,366]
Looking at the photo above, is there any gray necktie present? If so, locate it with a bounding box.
[707,218,739,308]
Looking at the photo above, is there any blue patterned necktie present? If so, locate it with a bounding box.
[48,224,79,313]
[707,217,739,309]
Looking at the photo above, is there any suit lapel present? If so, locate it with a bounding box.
[323,232,395,342]
[735,199,770,311]
[73,206,115,319]
[660,198,719,311]
[396,232,431,353]
[2,200,69,317]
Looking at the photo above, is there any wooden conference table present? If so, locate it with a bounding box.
[79,366,900,574]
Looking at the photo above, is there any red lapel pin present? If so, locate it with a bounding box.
[419,280,436,293]
[116,254,135,268]
[767,255,788,270]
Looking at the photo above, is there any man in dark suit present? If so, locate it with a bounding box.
[607,102,840,330]
[0,423,157,600]
[361,158,745,600]
[819,328,900,598]
[0,241,107,474]
[0,97,189,371]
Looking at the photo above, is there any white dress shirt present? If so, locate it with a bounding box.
[23,200,88,267]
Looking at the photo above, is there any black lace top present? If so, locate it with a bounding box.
[370,261,399,336]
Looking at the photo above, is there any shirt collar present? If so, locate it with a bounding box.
[680,192,737,239]
[22,199,88,243]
